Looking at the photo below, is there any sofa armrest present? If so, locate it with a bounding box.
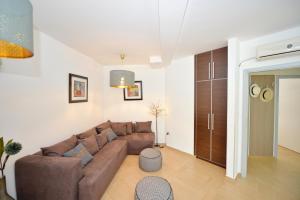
[15,155,83,200]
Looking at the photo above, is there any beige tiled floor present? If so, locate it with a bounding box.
[102,146,300,200]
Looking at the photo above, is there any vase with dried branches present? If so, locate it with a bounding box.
[0,137,22,200]
[150,102,164,148]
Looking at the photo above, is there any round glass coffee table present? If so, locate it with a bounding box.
[135,176,173,200]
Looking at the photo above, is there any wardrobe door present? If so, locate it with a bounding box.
[211,79,227,167]
[195,81,211,161]
[211,47,227,79]
[195,52,212,81]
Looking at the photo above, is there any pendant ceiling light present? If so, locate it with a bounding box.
[110,54,135,88]
[0,0,34,58]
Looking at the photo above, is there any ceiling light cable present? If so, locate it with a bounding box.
[170,0,190,62]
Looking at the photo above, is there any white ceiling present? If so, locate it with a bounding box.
[29,0,300,66]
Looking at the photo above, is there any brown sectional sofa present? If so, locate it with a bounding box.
[15,121,154,200]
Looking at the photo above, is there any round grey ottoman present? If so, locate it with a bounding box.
[139,148,162,172]
[135,176,173,200]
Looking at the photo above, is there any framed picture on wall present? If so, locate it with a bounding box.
[123,81,143,101]
[69,73,88,103]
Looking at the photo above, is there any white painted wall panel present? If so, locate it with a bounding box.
[0,30,103,198]
[165,56,194,154]
[278,78,300,153]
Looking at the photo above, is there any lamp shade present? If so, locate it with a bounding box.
[0,0,33,58]
[110,70,135,88]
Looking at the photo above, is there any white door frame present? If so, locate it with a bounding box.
[240,61,300,177]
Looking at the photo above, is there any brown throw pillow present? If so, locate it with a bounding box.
[135,121,152,133]
[41,135,77,156]
[79,134,99,155]
[110,122,127,136]
[77,128,97,139]
[126,122,133,134]
[96,128,112,149]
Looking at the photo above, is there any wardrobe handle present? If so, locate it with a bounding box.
[212,62,215,79]
[211,113,215,130]
[208,62,211,80]
[208,113,210,130]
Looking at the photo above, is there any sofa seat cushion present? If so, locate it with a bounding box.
[83,139,127,176]
[118,133,154,155]
[79,140,127,200]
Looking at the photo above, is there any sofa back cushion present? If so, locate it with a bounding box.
[110,122,127,136]
[126,122,133,134]
[41,135,78,156]
[77,128,98,139]
[135,121,152,133]
[79,134,99,155]
[95,121,111,134]
[63,143,93,167]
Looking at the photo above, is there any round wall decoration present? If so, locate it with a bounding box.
[260,87,274,103]
[249,84,261,98]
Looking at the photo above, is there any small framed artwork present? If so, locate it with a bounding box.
[123,81,143,101]
[69,73,88,103]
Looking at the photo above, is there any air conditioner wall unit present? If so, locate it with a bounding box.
[256,37,300,60]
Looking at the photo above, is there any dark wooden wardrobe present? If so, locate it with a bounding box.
[194,47,227,168]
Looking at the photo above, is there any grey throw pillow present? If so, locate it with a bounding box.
[106,129,118,143]
[63,143,93,167]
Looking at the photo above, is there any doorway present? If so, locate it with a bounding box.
[244,69,300,198]
[240,63,300,177]
[247,69,300,160]
[277,76,300,154]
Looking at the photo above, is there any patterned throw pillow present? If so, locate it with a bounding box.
[63,143,93,167]
[135,121,152,133]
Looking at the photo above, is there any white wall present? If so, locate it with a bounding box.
[0,30,103,198]
[100,65,166,143]
[278,78,300,153]
[165,56,194,154]
[227,38,240,178]
[227,26,300,177]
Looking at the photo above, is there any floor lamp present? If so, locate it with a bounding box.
[150,102,164,148]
